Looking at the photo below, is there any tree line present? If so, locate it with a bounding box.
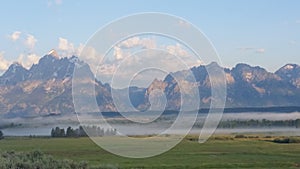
[217,119,300,128]
[51,126,117,138]
[193,119,300,129]
[0,130,3,140]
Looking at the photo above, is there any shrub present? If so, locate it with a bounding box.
[288,137,300,143]
[264,136,272,138]
[273,137,300,144]
[0,130,3,140]
[213,136,234,140]
[247,135,259,139]
[0,151,88,169]
[234,134,247,138]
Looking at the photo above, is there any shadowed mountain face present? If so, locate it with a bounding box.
[0,52,299,117]
[275,64,300,88]
[0,52,114,117]
[227,64,300,107]
[144,62,300,109]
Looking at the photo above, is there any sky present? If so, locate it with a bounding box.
[0,0,300,75]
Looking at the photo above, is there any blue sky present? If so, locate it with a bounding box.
[0,0,300,73]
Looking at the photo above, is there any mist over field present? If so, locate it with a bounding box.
[1,111,299,136]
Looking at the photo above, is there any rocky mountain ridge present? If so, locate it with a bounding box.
[0,51,299,117]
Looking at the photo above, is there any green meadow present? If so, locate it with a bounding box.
[0,135,300,169]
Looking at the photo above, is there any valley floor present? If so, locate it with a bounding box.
[0,135,300,168]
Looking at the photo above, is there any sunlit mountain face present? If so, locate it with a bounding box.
[0,51,300,118]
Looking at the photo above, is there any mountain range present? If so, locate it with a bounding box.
[0,50,300,118]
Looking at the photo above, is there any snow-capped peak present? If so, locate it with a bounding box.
[48,49,59,58]
[284,64,294,70]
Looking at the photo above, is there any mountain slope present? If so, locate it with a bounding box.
[145,62,300,109]
[0,51,114,117]
[0,51,300,117]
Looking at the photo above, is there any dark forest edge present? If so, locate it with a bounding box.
[216,106,300,113]
[51,126,117,138]
[98,106,300,117]
[211,119,300,128]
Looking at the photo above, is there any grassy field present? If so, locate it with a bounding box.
[0,135,300,169]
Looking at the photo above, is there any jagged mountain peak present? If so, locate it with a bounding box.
[148,78,166,91]
[47,49,59,59]
[276,63,300,74]
[207,61,221,68]
[0,50,91,84]
[1,53,300,116]
[275,63,300,87]
[235,63,251,67]
[233,63,266,71]
[10,61,23,67]
[231,63,275,82]
[281,63,299,70]
[0,62,29,85]
[28,55,74,80]
[277,63,299,70]
[38,53,60,64]
[5,62,27,74]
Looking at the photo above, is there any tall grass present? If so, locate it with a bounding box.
[0,150,88,169]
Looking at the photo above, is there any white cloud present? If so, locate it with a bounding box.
[99,37,202,86]
[113,46,122,60]
[255,48,265,54]
[113,46,130,60]
[17,53,40,69]
[113,37,191,61]
[237,47,265,54]
[75,43,85,56]
[289,40,297,45]
[237,47,255,51]
[47,0,62,7]
[8,31,21,41]
[8,32,37,50]
[55,0,62,5]
[97,64,117,76]
[58,37,73,51]
[78,45,104,74]
[58,38,73,50]
[25,34,37,49]
[56,38,103,73]
[79,45,102,61]
[119,37,156,49]
[166,43,190,57]
[100,48,202,88]
[58,37,75,57]
[178,19,191,28]
[73,36,202,87]
[113,37,156,60]
[0,52,10,72]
